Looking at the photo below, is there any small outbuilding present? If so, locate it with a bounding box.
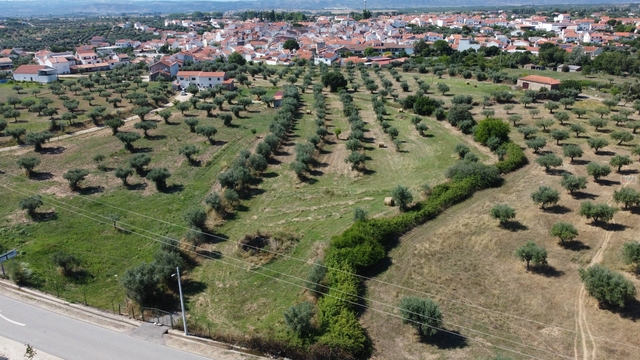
[517,75,561,91]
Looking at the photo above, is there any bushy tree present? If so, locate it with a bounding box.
[146,168,171,190]
[610,130,634,145]
[610,155,632,173]
[63,169,89,190]
[621,241,640,271]
[550,222,578,244]
[563,144,583,162]
[454,143,470,158]
[613,187,640,209]
[115,132,141,151]
[536,153,563,172]
[515,242,547,271]
[183,207,207,230]
[134,121,157,138]
[588,117,608,131]
[535,119,554,132]
[114,167,134,185]
[196,125,218,144]
[283,302,314,337]
[550,129,570,145]
[579,201,618,224]
[345,151,366,171]
[51,252,81,277]
[391,185,413,212]
[526,137,547,153]
[531,186,560,209]
[587,137,609,153]
[586,162,611,181]
[128,153,151,175]
[490,204,515,226]
[184,118,199,132]
[561,174,587,194]
[178,144,199,164]
[398,296,442,338]
[25,131,53,152]
[579,265,636,308]
[321,72,347,92]
[19,195,43,218]
[17,156,40,177]
[544,101,560,114]
[474,118,510,145]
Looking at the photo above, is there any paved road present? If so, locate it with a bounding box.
[0,294,210,360]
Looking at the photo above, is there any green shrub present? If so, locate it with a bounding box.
[579,264,636,308]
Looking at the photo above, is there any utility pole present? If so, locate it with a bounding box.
[173,267,188,336]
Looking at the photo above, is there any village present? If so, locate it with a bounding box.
[1,9,640,84]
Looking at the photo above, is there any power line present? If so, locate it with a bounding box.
[2,182,571,360]
[3,171,640,353]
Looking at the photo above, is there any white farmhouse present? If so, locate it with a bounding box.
[12,65,58,83]
[176,71,230,90]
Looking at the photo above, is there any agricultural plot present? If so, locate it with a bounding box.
[1,61,639,359]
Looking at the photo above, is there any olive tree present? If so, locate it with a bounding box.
[398,296,442,338]
[515,241,548,271]
[550,222,578,244]
[146,168,171,190]
[531,186,560,209]
[391,185,413,212]
[490,204,515,226]
[63,169,90,190]
[17,156,40,177]
[579,265,636,308]
[19,195,43,218]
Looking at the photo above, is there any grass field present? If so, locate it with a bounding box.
[1,64,639,359]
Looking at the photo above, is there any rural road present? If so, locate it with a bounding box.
[0,294,211,360]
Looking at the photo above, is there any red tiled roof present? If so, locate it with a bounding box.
[519,75,561,85]
[14,65,48,74]
[177,71,225,77]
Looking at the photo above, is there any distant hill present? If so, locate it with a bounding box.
[0,0,636,17]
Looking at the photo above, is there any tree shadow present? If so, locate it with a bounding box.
[549,168,572,176]
[309,169,324,177]
[78,186,105,195]
[261,171,279,179]
[597,179,621,186]
[187,159,202,167]
[32,171,54,180]
[611,298,640,321]
[267,157,282,165]
[40,146,65,155]
[620,169,639,175]
[560,240,590,251]
[596,150,616,156]
[572,191,597,200]
[501,220,528,232]
[182,279,207,297]
[606,223,627,232]
[361,168,376,176]
[126,182,148,191]
[147,134,167,141]
[572,159,590,165]
[427,329,468,349]
[544,205,572,214]
[163,184,184,194]
[69,268,94,284]
[131,147,153,154]
[34,211,58,222]
[532,265,564,278]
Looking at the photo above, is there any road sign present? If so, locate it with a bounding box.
[0,249,17,277]
[0,249,17,264]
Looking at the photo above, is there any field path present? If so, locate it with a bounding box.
[573,183,625,360]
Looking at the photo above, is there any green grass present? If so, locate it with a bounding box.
[1,66,635,356]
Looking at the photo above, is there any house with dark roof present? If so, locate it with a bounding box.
[517,75,560,91]
[0,57,13,72]
[13,65,58,83]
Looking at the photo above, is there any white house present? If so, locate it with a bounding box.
[457,39,481,52]
[12,65,58,83]
[44,56,71,74]
[176,71,227,89]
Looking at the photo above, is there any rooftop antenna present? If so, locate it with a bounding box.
[364,0,367,11]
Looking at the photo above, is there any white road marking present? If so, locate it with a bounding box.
[0,313,26,326]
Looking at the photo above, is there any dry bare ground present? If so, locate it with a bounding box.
[362,138,640,359]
